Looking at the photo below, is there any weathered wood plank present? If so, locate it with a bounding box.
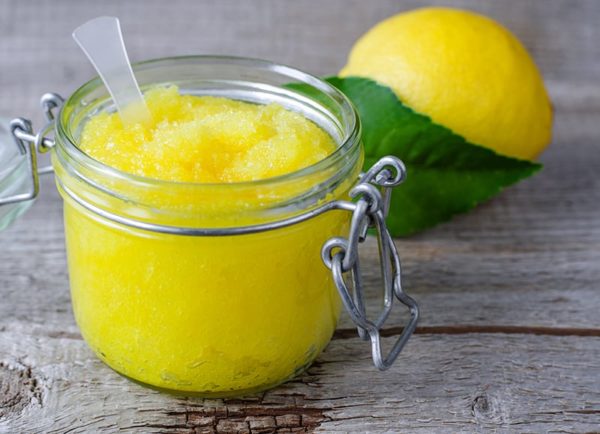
[1,321,599,433]
[1,0,600,123]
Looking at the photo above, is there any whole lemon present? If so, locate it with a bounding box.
[340,7,552,160]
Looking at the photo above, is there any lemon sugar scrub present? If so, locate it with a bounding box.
[80,86,336,183]
[64,81,353,394]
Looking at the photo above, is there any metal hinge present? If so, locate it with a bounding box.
[322,156,420,370]
[0,93,63,206]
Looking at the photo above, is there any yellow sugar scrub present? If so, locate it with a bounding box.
[80,86,335,183]
[54,68,364,397]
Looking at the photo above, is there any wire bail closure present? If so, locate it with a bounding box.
[321,157,419,370]
[0,93,63,206]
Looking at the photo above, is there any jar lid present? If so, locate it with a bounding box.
[0,117,34,231]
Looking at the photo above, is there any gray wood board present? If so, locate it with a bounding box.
[1,325,599,433]
[1,0,600,121]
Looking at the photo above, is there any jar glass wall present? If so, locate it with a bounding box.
[52,56,363,396]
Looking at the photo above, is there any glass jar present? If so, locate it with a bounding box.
[1,56,419,396]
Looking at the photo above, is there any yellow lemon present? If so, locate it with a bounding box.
[340,7,552,160]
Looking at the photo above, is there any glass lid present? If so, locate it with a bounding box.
[0,117,35,231]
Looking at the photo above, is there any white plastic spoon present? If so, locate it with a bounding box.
[73,16,151,126]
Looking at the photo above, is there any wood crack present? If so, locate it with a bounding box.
[535,409,600,415]
[122,403,332,433]
[333,325,600,339]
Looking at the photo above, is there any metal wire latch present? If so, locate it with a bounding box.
[0,93,63,206]
[322,157,419,370]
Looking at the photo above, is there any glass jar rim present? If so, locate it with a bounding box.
[56,55,361,191]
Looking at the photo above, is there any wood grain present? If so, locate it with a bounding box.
[1,0,599,432]
[1,0,600,121]
[1,322,599,433]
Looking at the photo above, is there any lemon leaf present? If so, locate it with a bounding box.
[326,76,542,236]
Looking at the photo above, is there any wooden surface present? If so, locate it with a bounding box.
[1,1,599,432]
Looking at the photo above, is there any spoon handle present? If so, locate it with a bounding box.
[73,16,151,126]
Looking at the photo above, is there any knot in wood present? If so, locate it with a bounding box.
[472,394,490,414]
[471,390,505,424]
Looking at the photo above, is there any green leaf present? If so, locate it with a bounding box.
[324,76,542,236]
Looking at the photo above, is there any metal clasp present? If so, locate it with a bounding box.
[0,93,64,206]
[322,156,419,370]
